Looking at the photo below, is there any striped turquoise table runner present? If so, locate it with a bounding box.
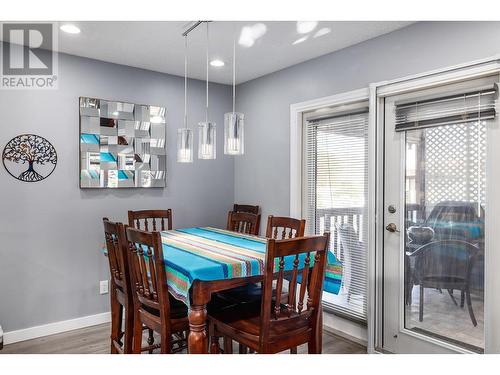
[160,227,342,306]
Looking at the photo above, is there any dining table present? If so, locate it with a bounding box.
[104,226,342,354]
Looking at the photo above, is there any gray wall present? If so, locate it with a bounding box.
[234,21,500,227]
[0,50,233,332]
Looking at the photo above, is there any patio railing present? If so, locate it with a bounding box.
[316,207,365,262]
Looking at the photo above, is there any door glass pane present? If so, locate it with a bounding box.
[404,120,485,352]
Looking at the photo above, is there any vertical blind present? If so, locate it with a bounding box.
[305,109,369,321]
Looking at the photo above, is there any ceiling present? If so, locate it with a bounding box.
[6,21,414,84]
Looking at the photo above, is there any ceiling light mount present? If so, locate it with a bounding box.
[296,21,318,34]
[238,23,267,48]
[60,24,81,34]
[210,59,225,67]
[182,20,212,37]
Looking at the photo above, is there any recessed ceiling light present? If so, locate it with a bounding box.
[210,59,225,67]
[296,21,318,34]
[292,36,309,45]
[60,24,81,34]
[314,27,331,38]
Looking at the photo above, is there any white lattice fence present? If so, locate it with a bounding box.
[425,121,486,208]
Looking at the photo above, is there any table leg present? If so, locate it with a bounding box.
[188,303,208,354]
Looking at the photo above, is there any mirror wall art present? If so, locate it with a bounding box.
[79,97,166,188]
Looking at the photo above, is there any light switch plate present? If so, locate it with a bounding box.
[100,280,109,295]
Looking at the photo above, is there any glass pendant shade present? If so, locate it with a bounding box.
[198,121,216,159]
[224,112,244,155]
[177,128,193,163]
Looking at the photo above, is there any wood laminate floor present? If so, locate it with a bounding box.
[1,323,366,354]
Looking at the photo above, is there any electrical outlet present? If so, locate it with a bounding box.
[99,280,109,295]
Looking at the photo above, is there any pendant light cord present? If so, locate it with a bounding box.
[184,35,188,129]
[232,37,236,114]
[205,22,209,123]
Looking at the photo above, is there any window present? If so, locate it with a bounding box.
[303,104,369,321]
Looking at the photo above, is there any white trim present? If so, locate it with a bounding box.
[3,312,111,345]
[374,55,500,96]
[366,83,379,354]
[484,71,500,354]
[289,87,370,218]
[323,312,367,349]
[373,92,386,353]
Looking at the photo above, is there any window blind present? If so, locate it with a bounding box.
[305,109,368,321]
[395,86,497,132]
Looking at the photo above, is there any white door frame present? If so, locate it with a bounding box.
[371,55,500,354]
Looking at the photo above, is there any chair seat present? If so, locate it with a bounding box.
[142,294,188,320]
[142,292,234,321]
[418,276,467,291]
[216,283,263,304]
[169,295,189,319]
[209,301,312,353]
[217,283,289,305]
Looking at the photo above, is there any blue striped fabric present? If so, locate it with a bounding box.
[103,227,342,306]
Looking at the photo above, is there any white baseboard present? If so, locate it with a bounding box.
[4,310,365,348]
[322,311,368,347]
[3,312,111,345]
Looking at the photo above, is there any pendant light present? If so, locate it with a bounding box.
[224,38,244,155]
[198,22,216,159]
[177,35,193,163]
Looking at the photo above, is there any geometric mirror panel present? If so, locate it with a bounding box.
[79,97,166,188]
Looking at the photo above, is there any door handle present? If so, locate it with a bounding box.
[386,223,400,233]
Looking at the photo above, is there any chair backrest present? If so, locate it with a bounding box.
[233,204,261,233]
[128,209,173,231]
[226,211,260,235]
[259,233,330,348]
[265,215,305,239]
[425,201,483,241]
[412,240,480,284]
[233,204,260,215]
[336,223,366,294]
[125,227,172,321]
[336,223,365,262]
[103,218,130,294]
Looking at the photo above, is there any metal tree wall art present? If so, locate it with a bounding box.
[2,134,57,182]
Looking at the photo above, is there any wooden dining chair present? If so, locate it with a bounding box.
[233,204,259,215]
[220,215,307,303]
[233,204,261,232]
[103,218,160,354]
[128,209,173,231]
[209,233,330,354]
[126,226,189,354]
[227,211,260,235]
[220,215,307,353]
[103,218,134,354]
[266,215,306,239]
